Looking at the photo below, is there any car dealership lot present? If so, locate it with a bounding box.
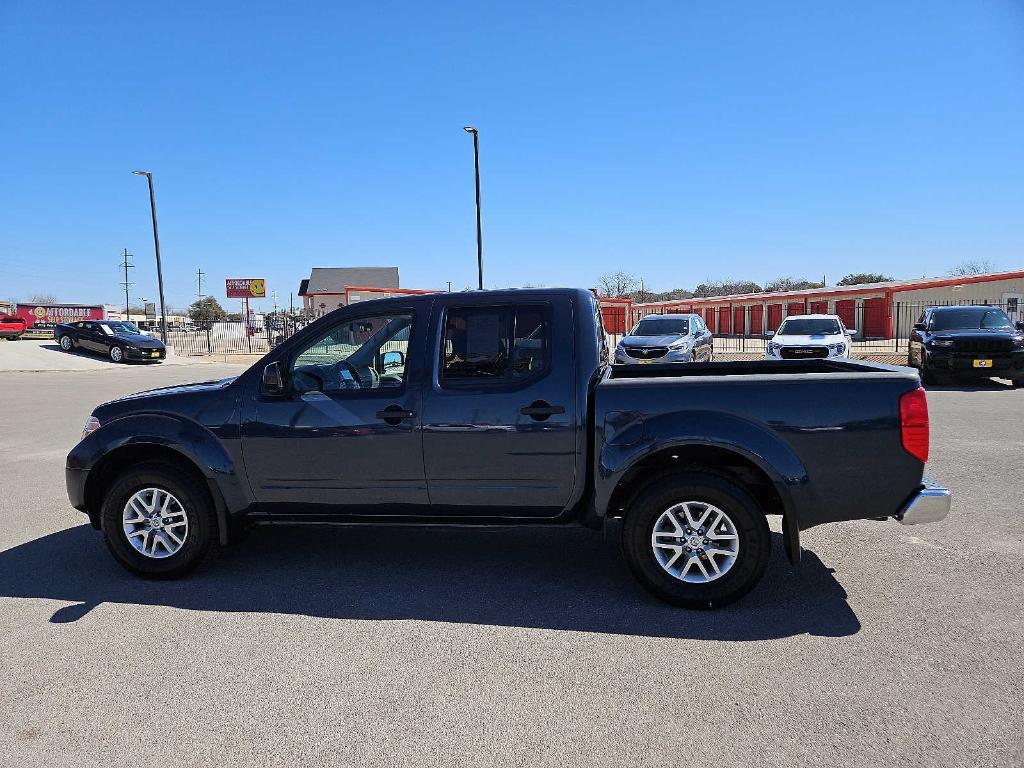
[0,366,1021,767]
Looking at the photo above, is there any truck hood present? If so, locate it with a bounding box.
[621,334,687,347]
[772,334,845,346]
[113,377,237,402]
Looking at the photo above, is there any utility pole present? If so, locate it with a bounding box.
[120,249,135,321]
[196,267,205,299]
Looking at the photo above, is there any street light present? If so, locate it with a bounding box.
[463,126,483,290]
[131,170,169,343]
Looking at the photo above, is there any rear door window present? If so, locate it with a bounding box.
[440,304,551,387]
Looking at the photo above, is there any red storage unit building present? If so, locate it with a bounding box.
[627,270,1024,341]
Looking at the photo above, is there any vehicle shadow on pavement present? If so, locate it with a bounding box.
[924,379,1017,392]
[0,524,861,640]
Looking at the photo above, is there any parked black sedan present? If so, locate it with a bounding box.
[908,305,1024,386]
[56,320,166,363]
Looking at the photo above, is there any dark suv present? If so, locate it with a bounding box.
[908,306,1024,386]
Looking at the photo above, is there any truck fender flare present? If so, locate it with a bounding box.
[79,414,250,545]
[598,411,812,561]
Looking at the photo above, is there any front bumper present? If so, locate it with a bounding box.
[895,480,951,525]
[925,349,1024,376]
[124,346,166,361]
[614,348,692,364]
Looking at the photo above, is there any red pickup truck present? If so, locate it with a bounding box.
[0,315,27,340]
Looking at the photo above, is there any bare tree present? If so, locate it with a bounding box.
[25,293,58,304]
[948,259,995,277]
[596,271,639,298]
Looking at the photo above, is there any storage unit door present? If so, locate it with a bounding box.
[835,299,856,329]
[862,297,888,338]
[733,306,745,335]
[717,307,731,335]
[809,300,828,314]
[750,306,764,335]
[767,304,783,333]
[787,301,806,317]
[704,308,715,332]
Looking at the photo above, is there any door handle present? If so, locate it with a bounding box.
[520,400,565,421]
[375,405,415,424]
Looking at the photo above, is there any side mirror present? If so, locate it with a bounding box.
[261,361,286,396]
[382,350,405,369]
[1016,321,1024,332]
[913,323,926,332]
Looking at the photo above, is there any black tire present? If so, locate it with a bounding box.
[109,345,125,363]
[100,463,215,578]
[1012,379,1024,389]
[621,471,771,609]
[58,335,74,351]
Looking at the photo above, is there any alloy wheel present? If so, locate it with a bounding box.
[651,501,739,583]
[122,487,189,559]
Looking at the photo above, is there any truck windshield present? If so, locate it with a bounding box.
[931,309,1012,331]
[778,318,841,335]
[631,317,689,336]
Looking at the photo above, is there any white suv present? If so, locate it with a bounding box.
[766,314,853,359]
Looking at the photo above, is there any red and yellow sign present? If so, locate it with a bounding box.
[226,278,266,298]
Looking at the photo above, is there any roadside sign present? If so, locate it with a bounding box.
[145,302,157,320]
[226,278,266,298]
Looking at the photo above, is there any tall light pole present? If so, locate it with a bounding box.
[131,170,169,342]
[463,126,483,289]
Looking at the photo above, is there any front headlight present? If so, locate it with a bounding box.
[668,338,690,350]
[767,342,782,354]
[81,416,101,441]
[827,342,846,355]
[1012,335,1024,348]
[930,338,954,348]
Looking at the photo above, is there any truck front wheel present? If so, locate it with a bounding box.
[622,471,771,609]
[100,463,215,578]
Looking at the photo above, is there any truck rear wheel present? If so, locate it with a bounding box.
[621,471,771,609]
[100,463,214,578]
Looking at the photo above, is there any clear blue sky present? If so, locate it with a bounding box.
[2,0,1023,311]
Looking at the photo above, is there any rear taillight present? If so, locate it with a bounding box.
[899,386,929,463]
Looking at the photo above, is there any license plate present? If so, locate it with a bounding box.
[637,358,653,364]
[973,359,993,368]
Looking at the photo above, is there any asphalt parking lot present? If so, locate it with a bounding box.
[0,363,1021,767]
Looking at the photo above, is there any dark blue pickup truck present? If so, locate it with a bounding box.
[66,288,950,608]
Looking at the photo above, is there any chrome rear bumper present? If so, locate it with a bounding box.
[896,480,951,526]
